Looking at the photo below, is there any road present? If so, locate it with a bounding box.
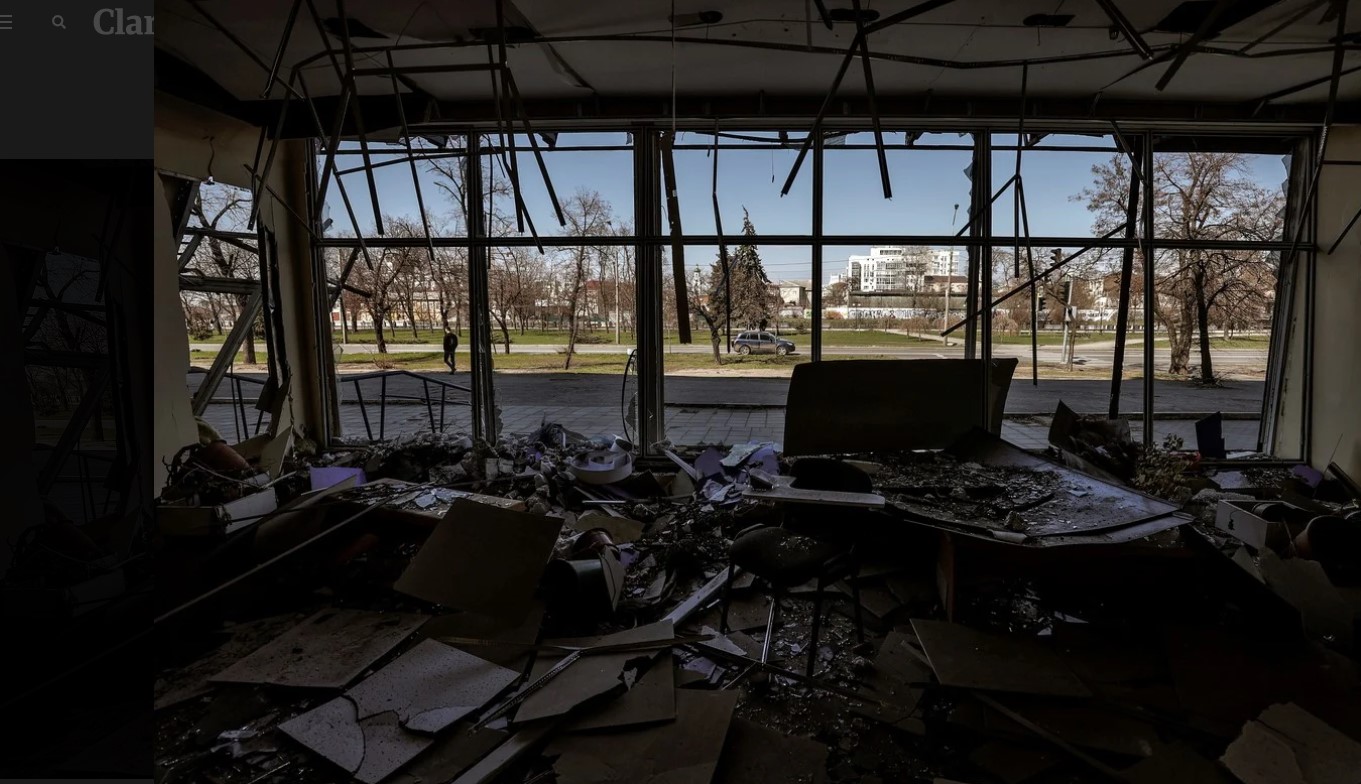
[190,371,1266,415]
[193,340,1269,371]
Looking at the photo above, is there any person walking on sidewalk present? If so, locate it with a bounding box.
[443,329,459,373]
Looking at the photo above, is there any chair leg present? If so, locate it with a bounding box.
[849,571,866,644]
[807,577,824,678]
[760,588,781,665]
[719,561,736,633]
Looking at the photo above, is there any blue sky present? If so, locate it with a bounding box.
[325,133,1288,284]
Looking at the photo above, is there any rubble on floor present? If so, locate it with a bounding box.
[153,422,1361,784]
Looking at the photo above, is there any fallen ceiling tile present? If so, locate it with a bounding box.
[210,608,427,689]
[385,725,509,784]
[514,621,674,725]
[395,499,564,622]
[422,602,546,668]
[1221,702,1361,784]
[565,652,677,732]
[346,640,522,734]
[279,640,520,783]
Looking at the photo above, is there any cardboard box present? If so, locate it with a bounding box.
[157,487,279,537]
[1214,500,1308,553]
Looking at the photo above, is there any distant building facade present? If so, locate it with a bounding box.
[840,246,961,293]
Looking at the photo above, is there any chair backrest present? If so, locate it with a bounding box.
[785,458,875,541]
[789,457,874,494]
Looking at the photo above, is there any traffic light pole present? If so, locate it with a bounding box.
[1062,275,1076,370]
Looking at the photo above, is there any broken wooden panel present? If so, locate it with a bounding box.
[210,608,427,689]
[547,689,739,784]
[394,499,564,622]
[911,619,1091,698]
[514,621,674,725]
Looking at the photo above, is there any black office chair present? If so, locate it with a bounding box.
[719,458,872,677]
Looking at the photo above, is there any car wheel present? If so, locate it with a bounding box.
[738,344,751,355]
[776,345,788,356]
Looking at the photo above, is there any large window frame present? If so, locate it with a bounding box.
[308,125,1310,461]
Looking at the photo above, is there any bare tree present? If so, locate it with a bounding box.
[560,189,614,369]
[1079,153,1283,381]
[690,265,725,365]
[350,217,425,353]
[186,184,260,361]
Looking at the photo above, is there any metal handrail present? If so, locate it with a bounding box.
[341,370,472,441]
[188,367,473,443]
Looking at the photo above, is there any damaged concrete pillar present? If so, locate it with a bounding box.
[1297,126,1361,476]
[152,173,199,496]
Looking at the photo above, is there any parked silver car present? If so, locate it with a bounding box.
[731,330,796,356]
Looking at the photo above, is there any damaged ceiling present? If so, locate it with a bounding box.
[154,0,1361,129]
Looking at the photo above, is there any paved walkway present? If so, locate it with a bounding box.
[192,372,1265,414]
[201,402,1262,453]
[197,370,1265,451]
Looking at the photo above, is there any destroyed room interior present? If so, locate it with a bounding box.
[8,0,1361,782]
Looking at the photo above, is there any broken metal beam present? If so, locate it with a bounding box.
[37,369,110,494]
[1155,0,1234,91]
[386,51,436,263]
[660,131,692,343]
[1093,0,1153,60]
[663,567,739,626]
[941,223,1128,337]
[261,0,304,98]
[178,275,261,295]
[502,68,566,227]
[853,0,891,199]
[1109,145,1143,420]
[334,0,385,235]
[177,233,204,272]
[192,288,265,416]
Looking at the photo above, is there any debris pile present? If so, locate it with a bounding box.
[152,415,1361,784]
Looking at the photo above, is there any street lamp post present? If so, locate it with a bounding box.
[941,248,954,347]
[944,206,958,347]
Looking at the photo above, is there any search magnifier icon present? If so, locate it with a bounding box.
[52,15,66,29]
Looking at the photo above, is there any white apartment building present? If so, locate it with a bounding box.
[844,246,930,293]
[840,247,961,293]
[929,248,964,277]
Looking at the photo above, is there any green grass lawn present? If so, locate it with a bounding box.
[193,327,932,347]
[989,332,1112,346]
[1152,335,1271,349]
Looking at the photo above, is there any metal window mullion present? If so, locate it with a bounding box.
[812,133,824,362]
[1142,133,1155,449]
[306,138,340,444]
[466,134,498,441]
[634,129,665,453]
